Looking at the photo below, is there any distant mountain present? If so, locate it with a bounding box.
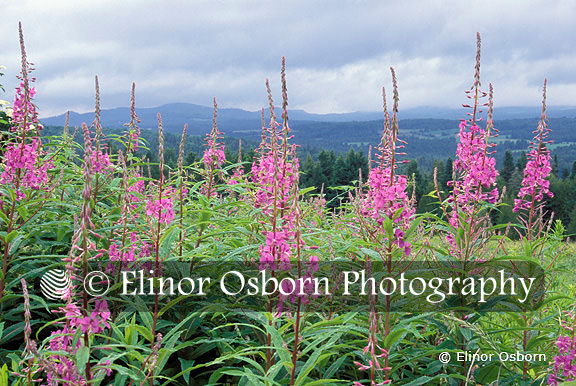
[40,102,576,173]
[40,102,576,136]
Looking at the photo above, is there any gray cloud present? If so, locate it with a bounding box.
[1,0,575,118]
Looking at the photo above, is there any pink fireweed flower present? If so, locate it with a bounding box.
[253,151,299,270]
[107,238,137,271]
[251,96,299,273]
[251,68,304,309]
[252,151,299,215]
[447,35,499,232]
[200,99,226,199]
[227,167,245,186]
[450,120,499,214]
[12,25,41,134]
[354,311,393,386]
[79,299,111,334]
[364,166,412,225]
[259,230,292,271]
[203,99,226,169]
[90,149,113,174]
[513,147,553,212]
[227,141,245,191]
[362,78,413,258]
[81,123,113,174]
[146,196,175,225]
[548,309,576,385]
[12,82,41,134]
[45,300,111,384]
[514,80,553,213]
[126,172,146,213]
[0,29,54,199]
[203,143,226,167]
[0,136,53,200]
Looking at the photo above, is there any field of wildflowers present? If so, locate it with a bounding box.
[0,25,575,386]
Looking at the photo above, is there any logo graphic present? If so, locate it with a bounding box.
[40,269,71,300]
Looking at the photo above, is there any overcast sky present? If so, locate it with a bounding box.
[1,0,575,117]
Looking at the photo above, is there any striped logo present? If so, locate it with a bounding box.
[40,269,71,300]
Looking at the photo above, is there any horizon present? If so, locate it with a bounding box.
[38,101,571,121]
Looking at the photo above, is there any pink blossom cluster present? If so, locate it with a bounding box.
[549,335,576,385]
[202,115,226,169]
[1,73,53,199]
[252,151,299,216]
[227,167,244,186]
[108,232,153,272]
[449,121,499,217]
[46,301,111,384]
[0,138,53,200]
[108,232,152,266]
[146,196,175,225]
[513,145,553,213]
[259,230,292,271]
[81,125,112,174]
[252,150,300,271]
[203,143,226,167]
[11,81,41,133]
[201,106,226,197]
[144,185,178,225]
[362,165,413,258]
[107,173,152,271]
[129,129,141,151]
[364,167,412,225]
[90,150,113,174]
[126,173,146,212]
[515,80,554,214]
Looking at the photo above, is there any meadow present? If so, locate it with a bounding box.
[0,26,575,386]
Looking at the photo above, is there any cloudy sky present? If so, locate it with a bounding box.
[1,0,575,117]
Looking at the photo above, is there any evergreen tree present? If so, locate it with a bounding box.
[317,150,337,186]
[516,151,527,171]
[567,205,576,237]
[546,175,571,227]
[507,168,524,198]
[165,148,177,168]
[443,157,453,191]
[300,153,316,187]
[243,148,256,164]
[185,151,199,165]
[552,154,559,177]
[501,150,515,182]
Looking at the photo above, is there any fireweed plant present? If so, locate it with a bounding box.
[350,68,416,386]
[1,26,573,386]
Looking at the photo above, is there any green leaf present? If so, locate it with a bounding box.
[0,364,8,386]
[4,230,18,244]
[76,345,90,373]
[179,358,195,384]
[403,376,433,386]
[295,352,333,386]
[383,327,407,349]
